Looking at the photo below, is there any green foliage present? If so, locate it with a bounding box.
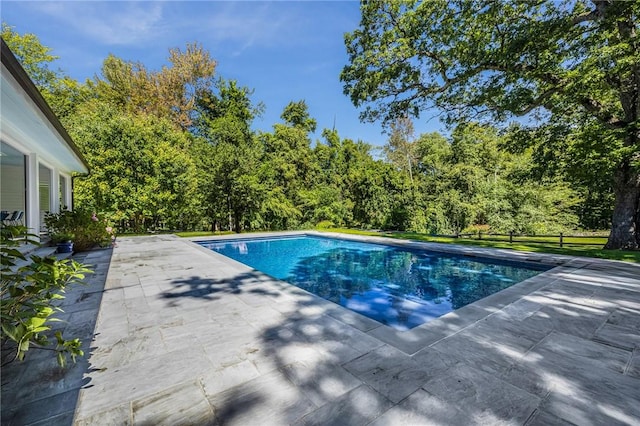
[68,102,201,232]
[257,101,318,229]
[315,220,335,230]
[341,0,639,249]
[195,79,264,232]
[1,23,90,120]
[281,100,317,133]
[1,226,92,366]
[50,232,74,244]
[45,209,113,251]
[2,23,59,91]
[4,24,612,244]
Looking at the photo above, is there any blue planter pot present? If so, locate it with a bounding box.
[56,241,74,253]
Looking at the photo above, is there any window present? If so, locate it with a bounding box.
[60,175,68,210]
[0,141,26,222]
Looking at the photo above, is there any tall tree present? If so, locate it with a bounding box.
[258,101,317,229]
[342,0,640,249]
[384,116,417,185]
[95,43,216,129]
[195,79,264,232]
[69,101,201,231]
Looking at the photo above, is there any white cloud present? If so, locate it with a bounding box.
[174,2,307,54]
[30,1,167,46]
[26,1,312,52]
[12,1,354,57]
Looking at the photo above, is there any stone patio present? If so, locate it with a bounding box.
[2,232,639,425]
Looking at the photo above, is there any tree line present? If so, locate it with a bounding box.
[1,21,617,242]
[340,0,638,250]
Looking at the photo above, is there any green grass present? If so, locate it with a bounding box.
[174,227,639,263]
[175,230,235,238]
[323,228,640,263]
[466,235,608,245]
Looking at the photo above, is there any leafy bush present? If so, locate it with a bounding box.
[462,224,491,235]
[1,226,92,366]
[50,232,74,244]
[45,208,114,252]
[315,220,335,229]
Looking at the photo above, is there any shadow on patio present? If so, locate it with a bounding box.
[161,271,282,303]
[199,262,640,425]
[59,237,640,425]
[0,248,113,426]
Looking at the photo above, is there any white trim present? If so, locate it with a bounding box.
[50,167,60,214]
[1,62,88,174]
[25,153,39,237]
[1,136,28,156]
[59,172,72,210]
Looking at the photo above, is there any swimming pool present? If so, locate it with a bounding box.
[198,235,550,331]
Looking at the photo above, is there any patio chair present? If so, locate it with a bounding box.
[5,210,24,226]
[3,210,17,226]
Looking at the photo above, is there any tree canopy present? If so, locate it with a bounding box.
[341,0,639,249]
[94,43,216,129]
[1,22,623,247]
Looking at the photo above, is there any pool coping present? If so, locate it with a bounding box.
[187,231,591,355]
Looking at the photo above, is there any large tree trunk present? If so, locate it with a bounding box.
[605,163,640,250]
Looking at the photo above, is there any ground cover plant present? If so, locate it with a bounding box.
[0,226,92,366]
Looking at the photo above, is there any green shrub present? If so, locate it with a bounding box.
[45,208,114,252]
[462,224,491,235]
[1,226,92,366]
[315,220,335,229]
[50,232,74,244]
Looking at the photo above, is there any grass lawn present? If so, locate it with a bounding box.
[176,228,640,263]
[175,230,235,238]
[324,228,640,264]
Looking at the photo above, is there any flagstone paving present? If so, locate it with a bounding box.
[2,233,639,425]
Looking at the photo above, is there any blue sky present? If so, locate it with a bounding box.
[2,1,445,147]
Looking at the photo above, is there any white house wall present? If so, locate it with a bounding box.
[1,62,88,175]
[1,140,73,237]
[2,41,89,238]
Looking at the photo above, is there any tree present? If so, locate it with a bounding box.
[504,121,615,230]
[2,23,58,90]
[281,100,317,133]
[94,43,216,129]
[310,129,404,229]
[2,23,89,120]
[258,101,317,229]
[384,116,417,185]
[69,101,201,232]
[342,1,640,249]
[195,79,264,232]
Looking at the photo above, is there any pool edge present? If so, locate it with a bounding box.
[185,231,590,355]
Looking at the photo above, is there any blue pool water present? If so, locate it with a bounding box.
[199,236,550,331]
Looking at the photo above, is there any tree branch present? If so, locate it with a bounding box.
[572,1,607,25]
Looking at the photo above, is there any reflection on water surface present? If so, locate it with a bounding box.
[200,236,548,330]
